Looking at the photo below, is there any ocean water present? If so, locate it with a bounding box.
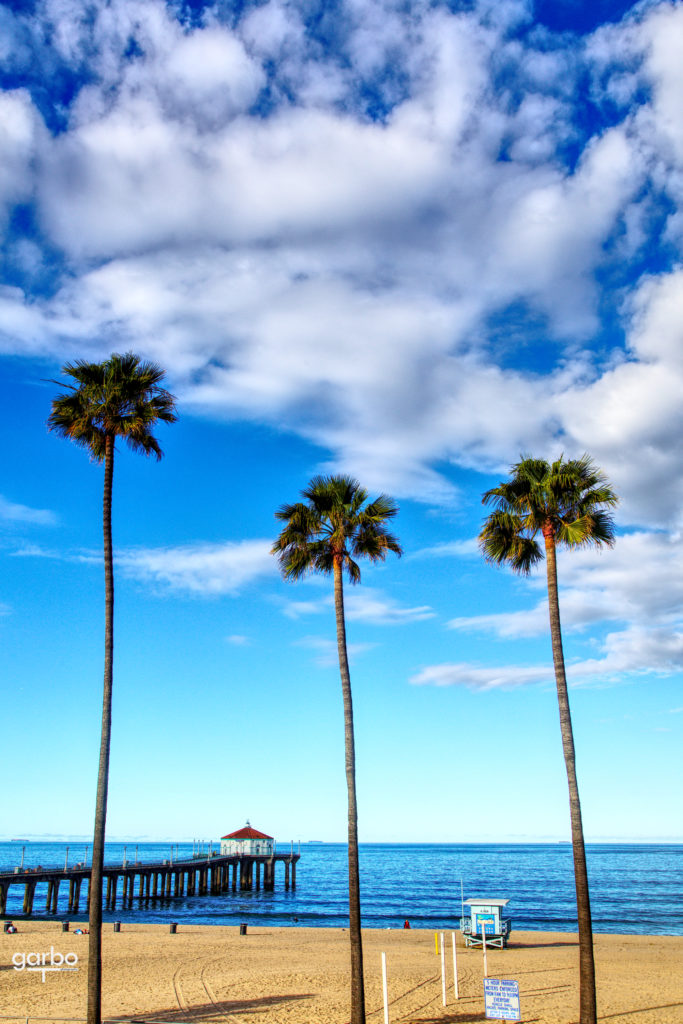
[1,842,681,935]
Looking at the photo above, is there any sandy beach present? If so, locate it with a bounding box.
[1,921,682,1024]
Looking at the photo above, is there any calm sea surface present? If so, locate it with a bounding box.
[1,842,681,935]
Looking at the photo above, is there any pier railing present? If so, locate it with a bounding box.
[0,851,300,916]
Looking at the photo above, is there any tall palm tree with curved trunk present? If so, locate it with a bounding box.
[272,475,402,1024]
[478,454,618,1024]
[49,353,176,1024]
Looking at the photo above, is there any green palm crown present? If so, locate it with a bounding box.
[479,454,619,574]
[48,351,177,459]
[272,474,403,582]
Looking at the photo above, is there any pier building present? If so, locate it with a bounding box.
[220,823,274,856]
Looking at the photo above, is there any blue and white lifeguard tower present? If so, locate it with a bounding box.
[461,898,512,948]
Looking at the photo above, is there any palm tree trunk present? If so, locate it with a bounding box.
[333,556,366,1024]
[544,531,596,1024]
[87,434,115,1024]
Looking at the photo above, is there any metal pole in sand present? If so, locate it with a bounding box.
[451,932,459,999]
[482,922,488,978]
[381,952,389,1024]
[434,932,439,955]
[440,933,447,1006]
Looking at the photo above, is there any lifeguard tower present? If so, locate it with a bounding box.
[461,898,512,948]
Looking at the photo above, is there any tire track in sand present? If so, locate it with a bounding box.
[172,953,236,1021]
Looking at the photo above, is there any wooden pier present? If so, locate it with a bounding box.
[0,851,299,917]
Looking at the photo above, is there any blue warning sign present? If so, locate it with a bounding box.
[483,978,521,1021]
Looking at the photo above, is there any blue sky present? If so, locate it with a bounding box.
[1,0,682,845]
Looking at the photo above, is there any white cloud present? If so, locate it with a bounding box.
[0,495,57,526]
[570,624,683,681]
[557,270,683,529]
[283,598,328,620]
[0,90,38,226]
[557,532,683,627]
[454,527,681,652]
[418,529,683,689]
[11,537,276,595]
[346,591,434,624]
[410,662,550,690]
[0,0,682,530]
[241,0,305,60]
[116,540,274,594]
[226,634,251,646]
[293,635,376,667]
[411,624,683,691]
[162,27,265,125]
[282,587,434,625]
[641,2,683,162]
[448,532,683,640]
[411,538,479,559]
[449,603,550,639]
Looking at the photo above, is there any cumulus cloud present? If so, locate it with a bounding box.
[0,0,682,528]
[0,90,39,226]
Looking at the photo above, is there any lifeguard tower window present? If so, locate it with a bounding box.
[461,898,512,949]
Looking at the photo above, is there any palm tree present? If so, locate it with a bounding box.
[272,475,402,1024]
[478,454,618,1024]
[49,353,177,1024]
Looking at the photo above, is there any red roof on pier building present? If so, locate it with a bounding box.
[221,825,273,841]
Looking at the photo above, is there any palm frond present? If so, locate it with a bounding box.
[49,352,177,463]
[344,556,362,584]
[480,453,619,572]
[478,509,542,574]
[273,474,401,586]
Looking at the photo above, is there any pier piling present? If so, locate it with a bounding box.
[0,850,299,917]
